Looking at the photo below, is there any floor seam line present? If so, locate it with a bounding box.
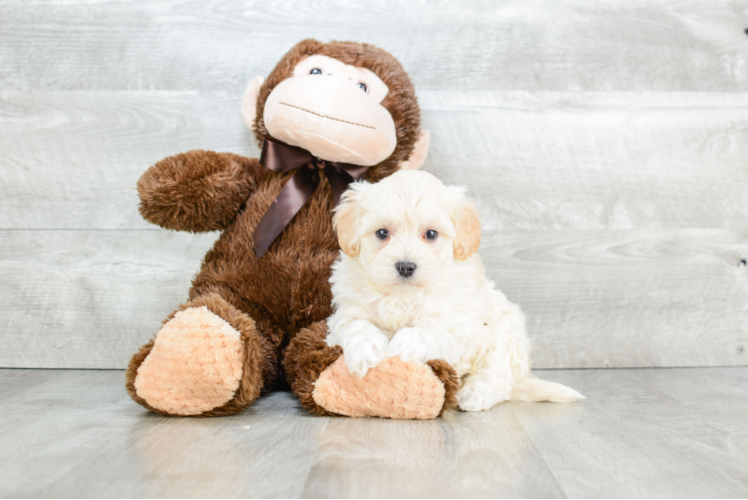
[509,404,569,499]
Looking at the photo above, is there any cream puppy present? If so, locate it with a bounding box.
[325,170,584,411]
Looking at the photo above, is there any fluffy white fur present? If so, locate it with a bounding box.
[325,170,584,411]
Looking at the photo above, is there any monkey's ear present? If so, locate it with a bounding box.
[399,129,430,170]
[241,76,265,130]
[333,182,370,257]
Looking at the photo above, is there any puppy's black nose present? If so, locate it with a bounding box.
[395,261,417,278]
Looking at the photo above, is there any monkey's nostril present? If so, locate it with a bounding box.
[395,261,417,278]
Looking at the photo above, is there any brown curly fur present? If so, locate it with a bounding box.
[125,340,158,412]
[283,321,343,416]
[426,360,459,416]
[125,293,277,417]
[137,151,257,233]
[125,39,458,417]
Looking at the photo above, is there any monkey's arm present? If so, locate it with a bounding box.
[137,150,263,232]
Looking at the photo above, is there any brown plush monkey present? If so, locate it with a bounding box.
[125,39,459,419]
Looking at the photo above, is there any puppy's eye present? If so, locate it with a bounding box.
[357,82,368,92]
[376,229,389,240]
[310,68,322,75]
[425,230,438,240]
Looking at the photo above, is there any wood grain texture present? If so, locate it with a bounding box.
[482,229,748,368]
[422,91,748,232]
[0,91,259,230]
[1,0,747,92]
[302,406,564,498]
[1,367,747,498]
[511,368,748,498]
[0,230,217,369]
[0,369,326,498]
[3,91,747,231]
[1,228,745,369]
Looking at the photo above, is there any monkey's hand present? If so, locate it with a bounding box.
[137,151,260,232]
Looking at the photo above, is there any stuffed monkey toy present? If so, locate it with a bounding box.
[125,39,459,419]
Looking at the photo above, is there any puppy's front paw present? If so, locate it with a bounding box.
[387,327,440,364]
[457,378,510,412]
[344,332,389,378]
[457,386,495,412]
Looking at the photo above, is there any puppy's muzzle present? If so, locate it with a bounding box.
[395,261,417,278]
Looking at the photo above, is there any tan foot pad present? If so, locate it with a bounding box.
[312,356,445,420]
[134,306,244,416]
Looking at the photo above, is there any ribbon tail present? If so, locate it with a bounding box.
[253,167,320,257]
[326,163,368,205]
[326,166,355,206]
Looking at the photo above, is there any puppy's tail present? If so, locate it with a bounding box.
[510,376,585,403]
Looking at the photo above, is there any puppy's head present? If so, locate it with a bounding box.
[333,170,481,290]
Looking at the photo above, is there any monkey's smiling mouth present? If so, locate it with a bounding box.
[279,102,376,130]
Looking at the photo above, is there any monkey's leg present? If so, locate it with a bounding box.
[125,293,276,417]
[283,321,459,419]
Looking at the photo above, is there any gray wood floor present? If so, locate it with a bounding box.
[1,367,747,498]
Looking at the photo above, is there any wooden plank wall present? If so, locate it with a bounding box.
[1,0,747,369]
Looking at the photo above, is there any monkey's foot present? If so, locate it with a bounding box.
[312,356,458,419]
[132,306,245,416]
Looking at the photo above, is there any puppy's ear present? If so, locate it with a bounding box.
[450,187,481,260]
[333,182,369,257]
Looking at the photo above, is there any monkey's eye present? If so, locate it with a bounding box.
[357,82,368,92]
[425,230,438,240]
[376,229,389,240]
[310,68,322,75]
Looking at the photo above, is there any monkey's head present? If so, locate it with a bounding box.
[242,39,429,180]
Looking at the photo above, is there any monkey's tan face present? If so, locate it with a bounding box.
[263,55,397,166]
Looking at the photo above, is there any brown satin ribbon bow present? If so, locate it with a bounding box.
[253,137,369,257]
